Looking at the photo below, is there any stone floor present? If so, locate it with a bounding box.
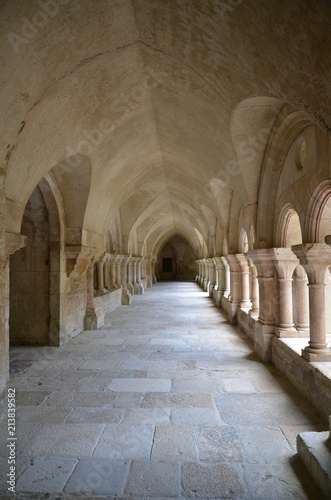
[0,282,328,499]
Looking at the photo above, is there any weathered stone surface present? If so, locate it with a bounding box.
[125,460,180,497]
[107,378,171,392]
[65,407,123,424]
[64,459,130,496]
[16,458,77,494]
[171,408,222,426]
[181,462,245,498]
[198,426,243,462]
[21,424,105,457]
[69,391,117,407]
[237,426,292,464]
[93,424,154,459]
[122,408,171,425]
[16,391,50,406]
[151,425,197,461]
[142,392,213,408]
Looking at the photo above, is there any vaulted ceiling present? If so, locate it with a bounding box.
[1,0,330,255]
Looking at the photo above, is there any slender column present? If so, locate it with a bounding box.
[203,258,209,291]
[212,257,225,307]
[207,258,216,297]
[247,258,259,318]
[103,255,110,290]
[85,258,104,330]
[296,276,309,331]
[115,255,123,288]
[224,254,241,324]
[96,255,107,294]
[221,257,230,297]
[272,249,299,337]
[132,257,139,294]
[127,258,134,294]
[108,254,117,289]
[151,258,157,284]
[136,257,144,294]
[292,243,331,361]
[237,254,252,310]
[121,255,132,305]
[145,258,153,288]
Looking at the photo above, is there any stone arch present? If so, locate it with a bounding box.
[276,204,303,248]
[306,181,331,243]
[239,229,249,254]
[10,178,61,345]
[257,105,314,247]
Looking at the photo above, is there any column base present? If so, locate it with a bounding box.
[228,302,240,325]
[207,283,214,297]
[301,347,331,362]
[296,327,310,337]
[84,307,104,330]
[249,308,259,318]
[122,289,132,305]
[254,321,274,362]
[213,289,223,307]
[146,279,153,288]
[274,326,300,338]
[137,283,144,294]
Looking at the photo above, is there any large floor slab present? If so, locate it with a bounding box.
[0,282,328,498]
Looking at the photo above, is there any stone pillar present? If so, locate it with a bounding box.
[84,259,104,330]
[103,254,110,290]
[127,258,134,294]
[212,257,225,307]
[207,258,216,297]
[292,243,331,361]
[199,259,205,288]
[136,257,144,294]
[1,232,27,394]
[121,255,132,305]
[272,248,299,337]
[225,254,241,323]
[132,257,139,294]
[108,254,117,289]
[96,255,107,294]
[203,258,209,291]
[247,249,276,362]
[145,258,153,288]
[296,273,309,333]
[115,255,123,288]
[221,256,230,298]
[151,258,157,284]
[247,258,259,318]
[237,254,252,311]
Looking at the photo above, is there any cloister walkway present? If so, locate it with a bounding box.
[0,282,327,499]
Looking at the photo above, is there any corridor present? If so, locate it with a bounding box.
[1,282,327,499]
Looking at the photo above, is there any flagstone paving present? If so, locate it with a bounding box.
[0,282,328,499]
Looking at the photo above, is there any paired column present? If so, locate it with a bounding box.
[207,258,216,297]
[85,257,104,330]
[247,258,259,318]
[224,254,241,323]
[121,255,132,305]
[237,254,252,311]
[272,248,299,337]
[292,243,331,361]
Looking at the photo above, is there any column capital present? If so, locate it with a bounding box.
[292,243,331,283]
[212,256,224,269]
[224,253,240,271]
[271,248,299,279]
[246,249,274,277]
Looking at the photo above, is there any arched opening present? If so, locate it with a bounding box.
[317,192,331,244]
[157,235,196,281]
[239,229,249,253]
[10,181,61,346]
[277,205,302,247]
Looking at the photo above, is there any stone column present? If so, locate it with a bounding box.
[199,259,205,288]
[296,273,309,333]
[247,258,259,318]
[103,254,110,290]
[145,258,153,288]
[136,257,144,294]
[121,255,132,305]
[292,243,331,361]
[85,258,104,330]
[237,254,252,311]
[96,254,107,294]
[207,258,216,297]
[127,258,134,294]
[115,254,123,288]
[212,257,225,307]
[247,249,276,362]
[225,254,241,323]
[132,257,139,294]
[221,257,230,298]
[108,254,117,289]
[151,258,157,284]
[272,248,299,337]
